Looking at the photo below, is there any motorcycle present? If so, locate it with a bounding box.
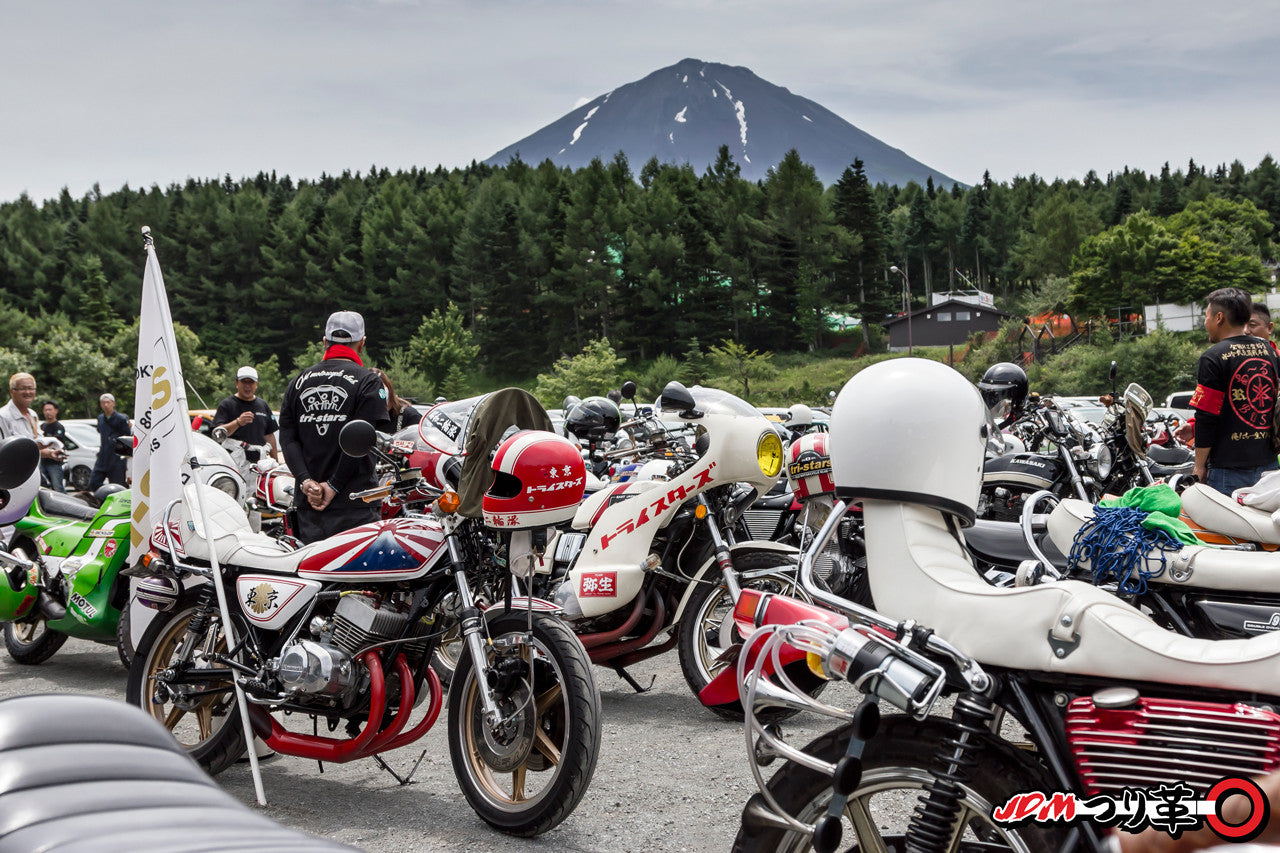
[1,431,247,669]
[416,382,807,715]
[980,370,1192,521]
[125,393,601,837]
[724,359,1280,852]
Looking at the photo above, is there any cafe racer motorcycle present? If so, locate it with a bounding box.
[413,383,806,714]
[125,405,601,837]
[723,359,1280,852]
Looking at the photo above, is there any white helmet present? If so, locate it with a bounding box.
[830,358,987,527]
[785,404,814,429]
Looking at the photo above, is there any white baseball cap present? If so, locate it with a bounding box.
[237,366,259,381]
[325,310,366,343]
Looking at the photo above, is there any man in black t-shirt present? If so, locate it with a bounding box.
[278,311,390,543]
[1191,287,1280,495]
[213,366,279,460]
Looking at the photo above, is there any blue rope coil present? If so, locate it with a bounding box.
[1067,506,1182,596]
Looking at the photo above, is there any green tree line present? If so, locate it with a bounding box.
[1,148,1277,405]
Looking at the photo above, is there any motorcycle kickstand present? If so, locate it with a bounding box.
[371,750,428,786]
[612,665,656,694]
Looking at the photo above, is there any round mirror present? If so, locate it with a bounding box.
[339,420,377,458]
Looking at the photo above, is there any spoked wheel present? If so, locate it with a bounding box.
[733,717,1065,852]
[447,612,601,837]
[677,551,823,721]
[125,603,244,775]
[4,617,67,664]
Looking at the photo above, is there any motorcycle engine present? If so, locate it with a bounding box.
[277,640,357,698]
[274,593,420,700]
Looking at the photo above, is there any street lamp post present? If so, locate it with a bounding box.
[890,265,912,355]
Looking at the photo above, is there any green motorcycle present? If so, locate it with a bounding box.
[0,488,134,666]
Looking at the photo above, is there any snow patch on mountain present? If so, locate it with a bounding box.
[802,115,812,122]
[569,104,601,146]
[682,74,688,83]
[675,106,688,123]
[669,132,674,143]
[732,99,748,147]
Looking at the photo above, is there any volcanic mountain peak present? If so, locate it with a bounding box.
[487,58,958,188]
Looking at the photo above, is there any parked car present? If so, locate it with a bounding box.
[60,418,100,492]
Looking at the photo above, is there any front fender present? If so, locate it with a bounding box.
[671,541,800,624]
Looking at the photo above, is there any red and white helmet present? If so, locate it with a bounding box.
[785,432,834,500]
[483,431,586,529]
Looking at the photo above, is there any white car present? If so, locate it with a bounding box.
[59,418,101,492]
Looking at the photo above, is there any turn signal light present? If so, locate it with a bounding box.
[437,491,461,514]
[694,503,708,520]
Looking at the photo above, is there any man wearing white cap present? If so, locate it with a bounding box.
[88,392,130,490]
[278,311,390,543]
[212,366,279,460]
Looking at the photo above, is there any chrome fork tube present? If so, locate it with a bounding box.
[444,523,502,723]
[699,494,742,600]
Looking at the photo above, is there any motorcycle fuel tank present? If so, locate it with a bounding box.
[296,518,447,582]
[982,453,1063,491]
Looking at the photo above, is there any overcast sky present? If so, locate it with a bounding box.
[2,0,1277,203]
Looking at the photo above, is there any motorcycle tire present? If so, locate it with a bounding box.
[677,550,824,723]
[447,611,601,837]
[4,618,67,665]
[733,715,1067,853]
[125,600,244,776]
[115,603,132,669]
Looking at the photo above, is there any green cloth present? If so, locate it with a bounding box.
[1097,484,1201,546]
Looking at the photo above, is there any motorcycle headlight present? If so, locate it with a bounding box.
[756,431,783,479]
[208,474,240,501]
[1090,443,1113,480]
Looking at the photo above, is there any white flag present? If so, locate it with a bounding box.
[129,235,192,562]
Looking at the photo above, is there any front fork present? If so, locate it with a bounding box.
[441,516,505,726]
[698,494,741,600]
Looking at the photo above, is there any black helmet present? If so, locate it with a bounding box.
[977,362,1028,422]
[565,396,621,442]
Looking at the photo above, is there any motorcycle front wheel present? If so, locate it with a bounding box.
[677,550,823,721]
[733,716,1066,853]
[125,602,244,775]
[447,611,601,837]
[4,617,67,665]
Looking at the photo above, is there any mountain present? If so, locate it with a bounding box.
[485,58,959,188]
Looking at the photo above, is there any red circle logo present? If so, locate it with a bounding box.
[1229,358,1277,431]
[1206,777,1269,842]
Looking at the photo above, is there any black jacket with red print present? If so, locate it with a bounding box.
[1191,335,1279,469]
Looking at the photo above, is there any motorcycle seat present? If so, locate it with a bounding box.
[173,485,320,574]
[1047,496,1280,594]
[865,500,1280,694]
[35,489,98,521]
[0,693,355,852]
[1147,443,1193,467]
[1179,483,1280,545]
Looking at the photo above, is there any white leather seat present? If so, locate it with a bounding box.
[866,500,1280,692]
[173,485,320,574]
[1181,483,1280,544]
[1047,497,1280,594]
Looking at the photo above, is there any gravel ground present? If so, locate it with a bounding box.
[0,636,867,852]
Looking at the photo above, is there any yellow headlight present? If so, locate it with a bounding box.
[756,431,783,479]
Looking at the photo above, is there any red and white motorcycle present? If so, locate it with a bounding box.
[126,393,601,837]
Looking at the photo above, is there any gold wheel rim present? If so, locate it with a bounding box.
[142,610,232,749]
[461,639,568,807]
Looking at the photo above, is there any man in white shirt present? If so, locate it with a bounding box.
[0,373,63,465]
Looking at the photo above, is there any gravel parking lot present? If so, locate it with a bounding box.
[0,637,863,852]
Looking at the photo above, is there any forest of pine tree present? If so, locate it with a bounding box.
[0,147,1276,405]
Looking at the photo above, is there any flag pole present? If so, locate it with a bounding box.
[140,226,267,806]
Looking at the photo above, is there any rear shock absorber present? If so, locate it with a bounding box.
[905,692,997,852]
[185,582,219,638]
